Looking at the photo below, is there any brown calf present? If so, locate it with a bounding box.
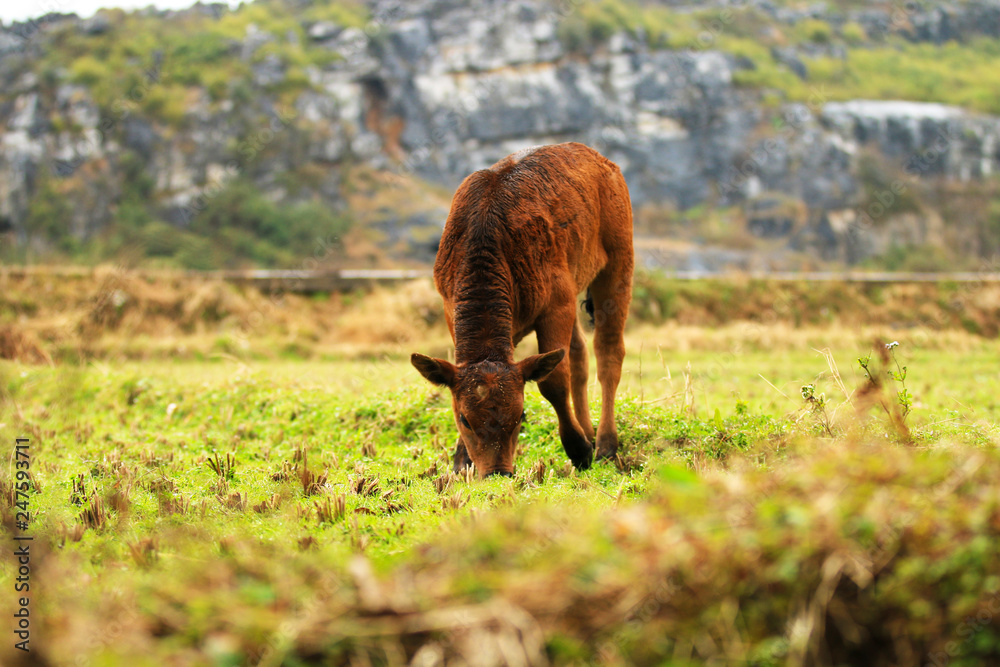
[411,142,633,477]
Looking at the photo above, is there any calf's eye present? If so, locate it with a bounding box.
[459,414,470,428]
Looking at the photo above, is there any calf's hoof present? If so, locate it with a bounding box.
[563,432,594,471]
[570,453,593,471]
[569,443,594,471]
[595,434,619,461]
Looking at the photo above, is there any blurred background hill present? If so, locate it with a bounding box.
[2,0,1000,271]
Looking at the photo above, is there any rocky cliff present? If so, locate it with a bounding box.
[2,0,1000,270]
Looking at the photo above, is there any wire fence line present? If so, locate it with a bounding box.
[5,266,1000,292]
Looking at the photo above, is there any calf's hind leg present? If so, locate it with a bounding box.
[589,268,632,460]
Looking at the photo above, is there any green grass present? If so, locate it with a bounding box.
[619,344,1000,424]
[1,337,999,663]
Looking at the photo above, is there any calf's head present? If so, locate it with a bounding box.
[410,350,564,478]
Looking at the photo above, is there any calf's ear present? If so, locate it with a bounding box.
[411,353,457,387]
[519,349,566,383]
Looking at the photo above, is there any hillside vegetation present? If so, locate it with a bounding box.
[3,0,1000,269]
[569,1,1000,114]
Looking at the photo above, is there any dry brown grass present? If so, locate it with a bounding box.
[334,279,446,347]
[0,323,52,364]
[3,267,999,362]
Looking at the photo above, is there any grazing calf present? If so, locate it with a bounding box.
[411,142,633,478]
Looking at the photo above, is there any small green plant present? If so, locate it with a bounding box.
[858,341,914,441]
[884,341,913,420]
[800,383,833,436]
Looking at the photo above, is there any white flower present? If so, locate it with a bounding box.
[885,341,899,350]
[110,289,128,308]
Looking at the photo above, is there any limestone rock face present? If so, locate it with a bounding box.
[2,0,1000,266]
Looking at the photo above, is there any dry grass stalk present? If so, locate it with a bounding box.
[128,537,157,567]
[442,491,467,511]
[211,477,230,496]
[157,491,190,516]
[58,522,86,545]
[79,492,108,530]
[433,473,455,495]
[352,475,380,497]
[0,323,52,364]
[217,491,248,512]
[68,473,87,505]
[382,490,409,515]
[683,361,695,416]
[271,460,294,482]
[253,493,282,514]
[0,478,13,507]
[144,475,177,494]
[107,488,131,515]
[139,448,174,467]
[351,463,379,497]
[614,450,646,475]
[814,347,853,405]
[531,459,546,485]
[300,451,329,496]
[556,462,576,478]
[315,494,347,524]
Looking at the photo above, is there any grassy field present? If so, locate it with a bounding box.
[1,274,1000,664]
[2,327,1000,664]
